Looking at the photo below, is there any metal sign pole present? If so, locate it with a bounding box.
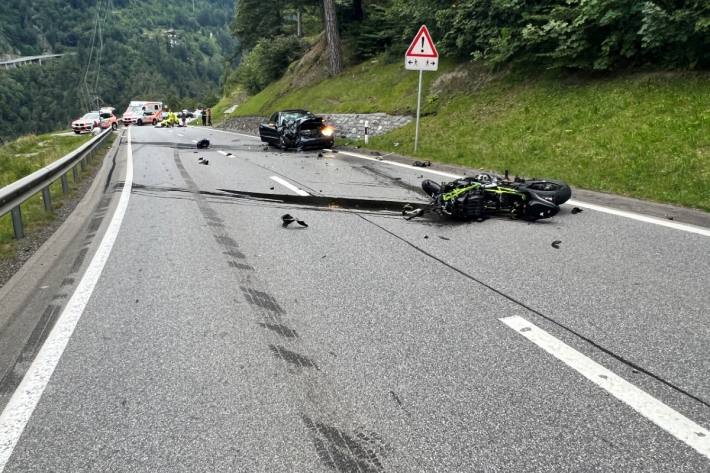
[414,69,423,153]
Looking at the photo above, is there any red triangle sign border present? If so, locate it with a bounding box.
[405,25,439,59]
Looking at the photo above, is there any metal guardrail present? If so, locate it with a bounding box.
[0,128,114,239]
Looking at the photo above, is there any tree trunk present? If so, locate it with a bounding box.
[296,8,302,37]
[352,0,364,21]
[322,0,343,75]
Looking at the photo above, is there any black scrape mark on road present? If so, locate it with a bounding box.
[241,286,285,315]
[61,277,75,287]
[389,390,402,406]
[215,235,238,247]
[223,249,246,259]
[269,345,318,369]
[0,305,62,395]
[258,322,298,338]
[359,165,422,194]
[301,415,386,472]
[88,216,104,233]
[70,248,88,274]
[228,261,253,271]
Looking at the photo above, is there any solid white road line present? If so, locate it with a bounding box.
[327,149,461,179]
[500,315,710,460]
[0,129,135,471]
[217,150,229,156]
[566,199,710,237]
[331,149,709,237]
[270,176,309,196]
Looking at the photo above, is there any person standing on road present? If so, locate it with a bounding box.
[201,108,207,126]
[207,108,212,127]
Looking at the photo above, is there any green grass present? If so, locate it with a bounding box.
[232,59,710,211]
[0,132,110,258]
[234,58,454,116]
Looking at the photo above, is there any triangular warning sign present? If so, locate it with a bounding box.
[406,25,439,58]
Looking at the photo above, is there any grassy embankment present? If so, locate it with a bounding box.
[224,58,709,211]
[0,133,99,257]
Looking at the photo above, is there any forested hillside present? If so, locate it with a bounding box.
[0,0,236,139]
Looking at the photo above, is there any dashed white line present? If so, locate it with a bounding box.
[0,128,135,471]
[191,139,198,144]
[330,149,709,237]
[500,315,710,460]
[270,176,309,196]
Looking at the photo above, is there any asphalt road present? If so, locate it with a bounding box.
[0,125,708,472]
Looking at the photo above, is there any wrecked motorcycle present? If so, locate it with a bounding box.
[408,173,572,221]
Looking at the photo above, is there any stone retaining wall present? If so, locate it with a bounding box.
[219,113,412,140]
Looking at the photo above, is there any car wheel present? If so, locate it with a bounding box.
[111,123,118,131]
[518,180,571,205]
[74,130,81,135]
[137,119,143,126]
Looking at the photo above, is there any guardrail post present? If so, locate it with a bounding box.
[42,186,52,212]
[10,206,24,239]
[72,167,79,182]
[79,158,86,171]
[60,174,69,193]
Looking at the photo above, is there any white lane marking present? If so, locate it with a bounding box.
[327,149,461,179]
[500,315,710,460]
[270,176,309,196]
[567,199,710,237]
[177,133,184,137]
[191,139,198,144]
[330,149,709,237]
[217,150,229,156]
[0,129,135,471]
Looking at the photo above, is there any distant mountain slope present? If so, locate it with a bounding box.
[0,0,236,139]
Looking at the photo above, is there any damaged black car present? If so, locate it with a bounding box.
[259,110,335,150]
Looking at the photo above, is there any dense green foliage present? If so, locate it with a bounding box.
[0,0,236,140]
[226,0,707,100]
[236,37,308,94]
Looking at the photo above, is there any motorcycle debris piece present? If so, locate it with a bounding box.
[270,186,275,190]
[413,160,431,167]
[281,214,296,227]
[196,139,210,149]
[296,220,308,228]
[571,207,583,214]
[439,236,450,241]
[551,240,562,249]
[317,152,323,158]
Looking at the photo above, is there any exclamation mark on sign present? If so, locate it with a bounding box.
[420,37,425,53]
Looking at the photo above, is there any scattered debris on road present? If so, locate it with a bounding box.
[551,240,562,249]
[413,160,432,167]
[198,157,209,165]
[282,214,309,228]
[439,236,450,241]
[571,207,583,214]
[197,139,210,149]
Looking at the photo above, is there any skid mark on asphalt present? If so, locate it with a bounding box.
[0,305,62,396]
[241,286,285,315]
[258,322,298,338]
[172,150,389,472]
[302,415,389,473]
[269,345,319,370]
